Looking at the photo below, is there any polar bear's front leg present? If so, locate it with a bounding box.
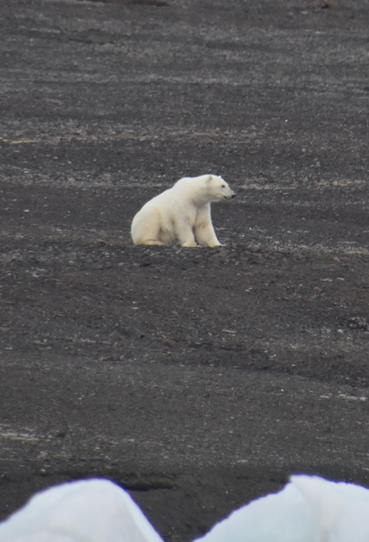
[175,218,198,247]
[194,206,221,247]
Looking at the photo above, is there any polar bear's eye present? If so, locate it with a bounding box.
[221,184,226,188]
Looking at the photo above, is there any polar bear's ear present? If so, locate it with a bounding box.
[206,175,213,184]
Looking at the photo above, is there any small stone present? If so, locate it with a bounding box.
[347,316,368,330]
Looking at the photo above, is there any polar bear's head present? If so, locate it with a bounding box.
[174,174,236,206]
[203,174,236,202]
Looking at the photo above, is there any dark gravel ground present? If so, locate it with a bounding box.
[1,1,369,541]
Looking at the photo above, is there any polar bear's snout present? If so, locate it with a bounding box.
[225,190,236,200]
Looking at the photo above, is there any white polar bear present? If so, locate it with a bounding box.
[131,174,235,247]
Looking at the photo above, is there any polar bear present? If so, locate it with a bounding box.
[131,174,235,247]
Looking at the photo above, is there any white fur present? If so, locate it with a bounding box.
[0,479,163,542]
[2,475,369,541]
[291,475,369,542]
[131,174,235,247]
[195,475,369,542]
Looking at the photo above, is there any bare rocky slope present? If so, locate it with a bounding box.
[1,1,369,541]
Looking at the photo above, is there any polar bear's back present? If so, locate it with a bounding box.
[140,186,174,208]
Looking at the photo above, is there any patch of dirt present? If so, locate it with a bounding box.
[1,1,369,541]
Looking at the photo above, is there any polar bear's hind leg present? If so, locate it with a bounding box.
[131,207,164,245]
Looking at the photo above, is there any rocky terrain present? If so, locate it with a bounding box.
[1,1,369,540]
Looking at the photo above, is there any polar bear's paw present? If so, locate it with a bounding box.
[181,241,199,248]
